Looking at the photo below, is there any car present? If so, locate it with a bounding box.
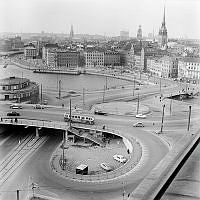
[133,122,144,127]
[10,104,22,109]
[113,155,127,163]
[94,110,108,115]
[100,163,112,171]
[7,111,20,116]
[135,114,146,119]
[33,104,44,109]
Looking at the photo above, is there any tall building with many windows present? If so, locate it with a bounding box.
[158,6,168,49]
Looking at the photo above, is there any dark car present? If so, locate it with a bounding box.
[7,111,20,116]
[94,110,108,115]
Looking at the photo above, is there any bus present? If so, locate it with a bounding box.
[64,113,95,125]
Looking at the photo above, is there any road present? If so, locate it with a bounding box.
[0,75,199,200]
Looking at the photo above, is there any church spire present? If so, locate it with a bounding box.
[162,6,166,27]
[69,24,74,40]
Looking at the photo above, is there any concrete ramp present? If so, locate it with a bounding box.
[68,127,105,147]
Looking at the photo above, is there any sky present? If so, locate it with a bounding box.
[0,0,200,39]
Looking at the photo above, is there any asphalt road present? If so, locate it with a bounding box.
[0,77,199,200]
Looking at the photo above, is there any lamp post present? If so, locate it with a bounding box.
[187,105,191,131]
[136,93,140,114]
[160,104,165,133]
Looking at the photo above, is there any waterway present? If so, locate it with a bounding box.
[0,64,132,93]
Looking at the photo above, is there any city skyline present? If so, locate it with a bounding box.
[0,0,200,39]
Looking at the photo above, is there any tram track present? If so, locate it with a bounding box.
[0,134,48,186]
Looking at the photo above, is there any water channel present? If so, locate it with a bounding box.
[0,65,133,93]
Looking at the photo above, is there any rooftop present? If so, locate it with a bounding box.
[0,76,29,85]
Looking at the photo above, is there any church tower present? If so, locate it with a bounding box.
[158,6,168,49]
[137,25,142,40]
[69,25,74,40]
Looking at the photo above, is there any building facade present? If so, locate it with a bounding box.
[84,50,104,67]
[42,43,58,60]
[56,50,80,68]
[24,47,37,59]
[104,51,120,66]
[0,76,39,102]
[178,57,200,81]
[160,56,178,78]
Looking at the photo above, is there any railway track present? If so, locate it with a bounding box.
[0,134,48,186]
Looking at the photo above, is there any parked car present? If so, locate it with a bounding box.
[113,155,127,163]
[7,111,20,116]
[135,114,146,119]
[94,110,108,115]
[100,163,112,171]
[133,122,144,127]
[33,104,45,109]
[10,104,22,109]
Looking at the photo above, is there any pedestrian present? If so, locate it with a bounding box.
[15,118,18,123]
[153,122,155,126]
[102,125,105,130]
[127,149,130,154]
[11,118,13,123]
[62,103,64,108]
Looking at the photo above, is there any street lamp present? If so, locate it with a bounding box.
[160,104,165,133]
[187,105,192,131]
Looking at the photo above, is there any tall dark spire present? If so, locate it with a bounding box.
[158,6,168,49]
[69,25,74,39]
[162,6,166,27]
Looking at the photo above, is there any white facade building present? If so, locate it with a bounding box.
[84,50,104,67]
[178,57,200,80]
[24,47,37,59]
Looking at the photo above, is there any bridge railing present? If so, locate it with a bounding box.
[0,117,69,130]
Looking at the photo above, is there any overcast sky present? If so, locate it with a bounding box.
[0,0,200,39]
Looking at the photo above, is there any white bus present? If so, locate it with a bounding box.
[64,113,95,125]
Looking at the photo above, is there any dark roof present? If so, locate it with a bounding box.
[44,43,58,48]
[0,76,29,85]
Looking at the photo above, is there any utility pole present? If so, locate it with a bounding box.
[69,99,72,129]
[159,77,162,95]
[40,84,42,103]
[31,183,36,198]
[187,105,192,131]
[105,76,108,90]
[16,190,20,200]
[122,182,125,200]
[133,76,135,96]
[160,104,165,133]
[82,88,85,109]
[136,93,140,114]
[103,85,106,103]
[58,80,61,99]
[62,130,65,170]
[170,98,172,116]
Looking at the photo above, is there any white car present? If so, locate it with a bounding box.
[10,104,22,109]
[113,155,127,163]
[33,104,44,109]
[133,122,144,127]
[100,163,112,171]
[135,114,146,119]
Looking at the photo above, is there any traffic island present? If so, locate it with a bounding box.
[49,127,143,185]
